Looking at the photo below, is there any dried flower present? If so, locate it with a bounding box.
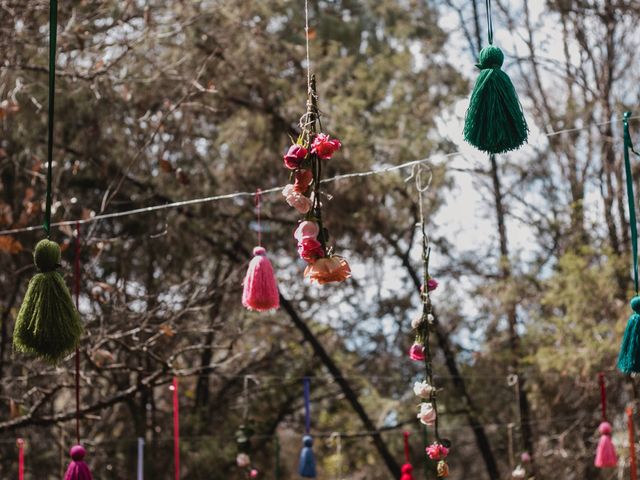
[294,169,314,193]
[411,315,424,329]
[294,221,320,242]
[426,442,449,460]
[413,380,434,398]
[437,460,449,477]
[304,256,351,284]
[236,453,250,468]
[250,469,259,478]
[297,237,325,263]
[283,184,312,214]
[427,278,438,292]
[417,402,436,426]
[283,144,308,170]
[311,133,341,160]
[409,343,425,361]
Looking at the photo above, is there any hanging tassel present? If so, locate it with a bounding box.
[463,0,527,154]
[595,372,617,468]
[400,431,414,480]
[63,445,93,480]
[13,239,82,363]
[242,247,280,311]
[618,297,640,373]
[298,377,316,478]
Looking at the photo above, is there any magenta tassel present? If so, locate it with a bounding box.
[64,445,93,480]
[242,247,279,311]
[595,422,617,468]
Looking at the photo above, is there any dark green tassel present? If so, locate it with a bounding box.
[617,296,640,374]
[13,239,82,363]
[463,45,528,154]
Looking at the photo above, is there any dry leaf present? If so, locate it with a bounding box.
[160,324,176,337]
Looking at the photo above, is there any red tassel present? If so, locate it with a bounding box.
[63,445,93,480]
[400,431,414,480]
[595,422,617,468]
[242,247,279,311]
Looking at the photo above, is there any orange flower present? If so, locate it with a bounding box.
[304,256,351,284]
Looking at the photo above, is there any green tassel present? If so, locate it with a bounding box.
[617,296,640,374]
[13,239,82,363]
[463,45,528,154]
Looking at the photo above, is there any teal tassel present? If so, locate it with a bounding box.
[13,239,82,363]
[463,45,528,154]
[617,297,640,374]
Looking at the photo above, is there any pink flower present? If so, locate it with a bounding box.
[311,133,341,160]
[409,343,425,361]
[283,144,308,170]
[417,402,436,426]
[427,278,438,292]
[426,443,449,461]
[282,184,312,214]
[297,237,324,263]
[294,169,313,193]
[294,221,320,241]
[250,469,259,478]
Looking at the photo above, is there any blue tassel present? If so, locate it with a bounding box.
[617,297,640,373]
[298,435,316,478]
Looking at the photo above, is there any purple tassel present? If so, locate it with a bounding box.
[64,445,93,480]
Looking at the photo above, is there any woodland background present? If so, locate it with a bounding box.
[1,0,640,479]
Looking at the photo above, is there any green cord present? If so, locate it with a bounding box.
[485,0,493,45]
[44,0,58,237]
[623,111,640,294]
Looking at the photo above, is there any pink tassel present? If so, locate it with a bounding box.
[595,422,617,468]
[242,247,279,311]
[64,445,93,480]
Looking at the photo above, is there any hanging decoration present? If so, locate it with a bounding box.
[298,377,317,478]
[236,377,260,478]
[282,0,350,285]
[63,223,94,480]
[594,373,617,468]
[242,189,280,311]
[400,431,414,480]
[407,166,449,477]
[463,0,528,154]
[628,406,638,480]
[618,111,640,374]
[17,438,24,480]
[12,0,83,363]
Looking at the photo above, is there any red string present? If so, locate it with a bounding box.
[255,188,262,246]
[403,431,410,463]
[172,377,180,480]
[598,372,607,421]
[17,438,24,480]
[74,221,81,445]
[628,406,637,480]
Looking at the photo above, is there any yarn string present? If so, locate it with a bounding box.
[403,431,411,463]
[599,372,607,421]
[137,437,144,480]
[74,221,81,444]
[255,189,262,247]
[303,377,311,434]
[485,0,494,45]
[17,438,24,480]
[304,0,311,95]
[172,377,180,480]
[623,111,640,294]
[44,0,58,237]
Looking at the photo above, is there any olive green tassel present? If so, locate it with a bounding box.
[13,239,82,363]
[618,296,640,374]
[463,45,528,154]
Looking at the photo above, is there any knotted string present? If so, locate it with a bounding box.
[485,0,494,45]
[172,377,180,480]
[303,377,311,435]
[74,221,81,444]
[44,0,58,237]
[599,372,607,422]
[623,111,640,294]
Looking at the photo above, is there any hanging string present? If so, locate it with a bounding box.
[17,438,24,480]
[304,0,311,94]
[623,111,639,294]
[507,423,515,471]
[330,432,343,480]
[171,377,180,480]
[274,434,281,480]
[628,406,638,480]
[74,221,81,445]
[43,0,58,236]
[403,431,411,464]
[303,376,314,435]
[137,437,144,480]
[599,372,607,422]
[484,0,493,45]
[255,189,262,247]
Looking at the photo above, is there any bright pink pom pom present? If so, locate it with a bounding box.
[595,422,617,468]
[64,445,93,480]
[242,247,280,311]
[250,468,259,478]
[400,463,414,480]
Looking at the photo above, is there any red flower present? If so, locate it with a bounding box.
[427,278,438,292]
[297,238,325,263]
[294,169,313,193]
[409,343,425,361]
[283,144,308,170]
[311,133,341,160]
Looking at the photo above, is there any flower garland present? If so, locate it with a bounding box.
[407,167,449,477]
[281,75,350,284]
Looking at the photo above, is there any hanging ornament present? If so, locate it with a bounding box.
[12,0,83,363]
[242,190,279,311]
[63,445,93,480]
[463,0,527,154]
[298,377,317,478]
[594,373,617,468]
[618,112,640,374]
[400,431,414,480]
[282,1,350,285]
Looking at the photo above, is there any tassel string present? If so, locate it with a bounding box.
[599,372,607,422]
[172,377,180,480]
[303,377,311,435]
[255,189,262,247]
[17,438,24,480]
[44,0,58,237]
[403,431,411,463]
[74,222,81,445]
[485,0,494,45]
[623,111,640,294]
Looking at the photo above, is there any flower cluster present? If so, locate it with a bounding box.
[426,443,449,461]
[282,128,350,284]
